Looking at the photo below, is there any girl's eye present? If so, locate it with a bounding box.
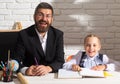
[86,44,90,47]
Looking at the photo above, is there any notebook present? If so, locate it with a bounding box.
[58,68,105,79]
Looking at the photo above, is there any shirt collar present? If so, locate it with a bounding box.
[86,53,99,60]
[35,28,48,43]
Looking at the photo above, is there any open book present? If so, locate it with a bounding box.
[58,68,105,79]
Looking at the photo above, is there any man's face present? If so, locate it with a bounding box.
[34,8,53,33]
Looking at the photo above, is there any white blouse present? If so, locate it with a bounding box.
[63,51,115,71]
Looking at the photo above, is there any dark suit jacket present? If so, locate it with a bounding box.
[14,25,64,72]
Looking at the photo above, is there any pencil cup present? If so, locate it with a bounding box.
[2,69,13,82]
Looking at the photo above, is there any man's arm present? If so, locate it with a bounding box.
[48,31,65,72]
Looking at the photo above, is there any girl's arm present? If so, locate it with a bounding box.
[103,54,115,71]
[63,51,82,70]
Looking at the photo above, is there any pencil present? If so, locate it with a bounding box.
[8,50,10,63]
[0,65,3,69]
[78,70,81,76]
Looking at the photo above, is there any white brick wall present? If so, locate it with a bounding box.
[0,0,120,61]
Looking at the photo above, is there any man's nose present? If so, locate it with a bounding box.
[42,15,47,21]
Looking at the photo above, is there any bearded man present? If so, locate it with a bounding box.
[13,2,64,76]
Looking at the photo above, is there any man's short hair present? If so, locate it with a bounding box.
[34,2,54,16]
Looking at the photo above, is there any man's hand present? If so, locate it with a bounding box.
[34,65,52,76]
[25,65,36,76]
[25,65,52,76]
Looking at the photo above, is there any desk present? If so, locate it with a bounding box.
[0,71,120,84]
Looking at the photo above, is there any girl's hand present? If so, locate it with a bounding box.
[91,64,107,71]
[72,64,81,71]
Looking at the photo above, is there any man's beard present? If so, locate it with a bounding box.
[35,20,51,33]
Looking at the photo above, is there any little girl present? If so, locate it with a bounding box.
[63,34,115,71]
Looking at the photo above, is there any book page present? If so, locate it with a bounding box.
[80,68,104,78]
[58,69,82,79]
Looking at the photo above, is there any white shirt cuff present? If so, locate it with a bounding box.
[20,67,29,75]
[106,64,115,71]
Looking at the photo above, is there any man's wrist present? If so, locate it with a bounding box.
[46,66,52,72]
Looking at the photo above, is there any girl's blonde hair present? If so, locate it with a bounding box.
[84,34,101,45]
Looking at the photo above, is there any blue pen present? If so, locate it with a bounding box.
[1,61,5,67]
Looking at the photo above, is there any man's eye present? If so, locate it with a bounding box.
[38,14,43,16]
[46,15,52,18]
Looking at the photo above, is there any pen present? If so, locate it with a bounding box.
[1,61,5,67]
[77,68,81,76]
[34,57,38,65]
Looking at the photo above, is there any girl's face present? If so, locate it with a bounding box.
[84,37,101,57]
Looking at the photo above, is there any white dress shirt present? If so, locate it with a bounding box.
[35,28,47,53]
[63,51,115,71]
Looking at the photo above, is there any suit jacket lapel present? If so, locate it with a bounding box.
[29,27,45,58]
[46,28,55,59]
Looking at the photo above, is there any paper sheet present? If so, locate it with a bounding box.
[58,69,82,79]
